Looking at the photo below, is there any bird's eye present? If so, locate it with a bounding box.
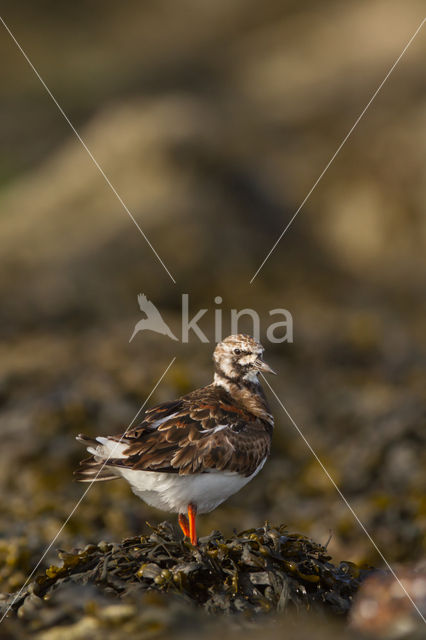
[234,348,241,355]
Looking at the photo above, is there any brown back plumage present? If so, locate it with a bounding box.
[75,334,274,481]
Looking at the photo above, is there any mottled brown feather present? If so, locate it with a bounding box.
[81,383,273,478]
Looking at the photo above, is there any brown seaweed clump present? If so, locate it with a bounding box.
[1,523,375,630]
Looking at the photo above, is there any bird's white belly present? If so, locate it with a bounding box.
[88,436,266,514]
[117,463,265,514]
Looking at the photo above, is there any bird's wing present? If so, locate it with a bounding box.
[137,294,163,322]
[106,387,271,477]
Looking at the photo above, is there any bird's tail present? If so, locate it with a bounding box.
[74,434,121,483]
[165,327,179,341]
[129,327,138,343]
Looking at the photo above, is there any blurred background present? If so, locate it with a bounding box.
[0,0,425,598]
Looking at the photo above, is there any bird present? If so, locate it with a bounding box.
[75,334,276,545]
[129,293,178,342]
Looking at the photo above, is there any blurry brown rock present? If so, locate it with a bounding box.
[350,567,426,638]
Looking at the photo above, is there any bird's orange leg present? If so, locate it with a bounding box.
[178,513,190,538]
[188,503,198,546]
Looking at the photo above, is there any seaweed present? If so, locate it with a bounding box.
[1,522,376,628]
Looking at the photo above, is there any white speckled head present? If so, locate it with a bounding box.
[213,334,275,386]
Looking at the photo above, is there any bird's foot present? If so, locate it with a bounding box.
[178,513,190,538]
[188,503,197,546]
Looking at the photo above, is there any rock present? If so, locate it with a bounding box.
[350,566,426,638]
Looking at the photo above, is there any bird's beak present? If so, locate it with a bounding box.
[255,359,276,375]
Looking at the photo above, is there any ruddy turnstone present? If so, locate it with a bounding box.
[75,334,275,545]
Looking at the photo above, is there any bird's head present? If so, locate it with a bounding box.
[213,334,276,385]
